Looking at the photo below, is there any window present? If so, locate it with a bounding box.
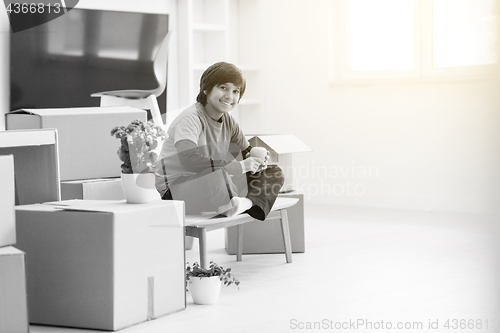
[328,0,499,83]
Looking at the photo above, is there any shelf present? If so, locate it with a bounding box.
[179,0,262,133]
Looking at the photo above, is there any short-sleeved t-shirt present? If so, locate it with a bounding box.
[155,102,249,195]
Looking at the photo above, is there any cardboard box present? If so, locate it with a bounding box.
[225,192,305,254]
[0,129,60,205]
[15,199,185,331]
[6,106,147,181]
[0,155,16,247]
[61,178,124,200]
[0,246,29,333]
[247,134,311,192]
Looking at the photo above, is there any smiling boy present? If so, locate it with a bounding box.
[155,62,284,220]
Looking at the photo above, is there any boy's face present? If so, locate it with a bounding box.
[205,82,241,116]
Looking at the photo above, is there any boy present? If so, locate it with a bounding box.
[155,62,284,220]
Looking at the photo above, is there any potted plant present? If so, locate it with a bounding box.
[111,119,165,203]
[186,261,240,305]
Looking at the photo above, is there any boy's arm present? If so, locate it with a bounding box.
[175,139,243,175]
[228,114,251,154]
[241,145,252,158]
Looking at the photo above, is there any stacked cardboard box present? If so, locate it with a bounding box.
[0,155,29,333]
[0,155,16,247]
[2,107,186,330]
[60,178,125,200]
[15,199,186,331]
[6,106,147,181]
[0,129,60,205]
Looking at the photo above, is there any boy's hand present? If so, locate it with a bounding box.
[241,157,264,174]
[245,148,270,173]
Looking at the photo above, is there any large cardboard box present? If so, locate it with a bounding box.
[61,178,124,200]
[0,155,16,247]
[247,134,311,192]
[0,129,60,205]
[15,199,185,331]
[0,246,29,333]
[225,192,305,254]
[6,106,146,181]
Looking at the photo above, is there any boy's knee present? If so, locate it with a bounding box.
[267,164,285,186]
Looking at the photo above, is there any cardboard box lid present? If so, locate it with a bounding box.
[0,128,58,147]
[246,134,312,154]
[0,246,25,256]
[10,106,144,117]
[62,178,120,185]
[37,200,184,227]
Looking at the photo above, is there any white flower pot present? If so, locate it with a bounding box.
[189,276,222,305]
[121,172,159,204]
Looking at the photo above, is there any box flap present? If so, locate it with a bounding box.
[251,135,312,154]
[0,246,25,256]
[63,178,119,185]
[9,109,40,116]
[0,129,57,147]
[42,200,183,227]
[10,106,145,116]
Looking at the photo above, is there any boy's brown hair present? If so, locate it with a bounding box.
[196,62,246,105]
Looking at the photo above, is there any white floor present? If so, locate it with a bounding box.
[31,204,500,333]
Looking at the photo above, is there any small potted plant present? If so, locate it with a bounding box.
[186,261,240,305]
[111,119,165,203]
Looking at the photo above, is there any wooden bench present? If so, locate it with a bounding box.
[184,197,299,268]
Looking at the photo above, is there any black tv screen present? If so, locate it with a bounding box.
[10,7,169,115]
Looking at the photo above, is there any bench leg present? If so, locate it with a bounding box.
[280,209,293,263]
[236,224,243,261]
[199,229,208,268]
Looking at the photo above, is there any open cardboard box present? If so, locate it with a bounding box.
[15,199,185,331]
[6,106,146,181]
[0,155,16,247]
[246,134,311,192]
[0,246,29,333]
[0,129,60,205]
[225,191,305,255]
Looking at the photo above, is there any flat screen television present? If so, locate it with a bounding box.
[10,7,169,116]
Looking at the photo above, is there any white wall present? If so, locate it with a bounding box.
[254,0,500,214]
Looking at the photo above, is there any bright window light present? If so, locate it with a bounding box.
[433,0,498,68]
[350,0,415,71]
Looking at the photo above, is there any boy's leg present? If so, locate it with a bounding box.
[168,168,242,214]
[244,164,285,220]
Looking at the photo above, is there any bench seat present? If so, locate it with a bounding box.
[185,197,299,268]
